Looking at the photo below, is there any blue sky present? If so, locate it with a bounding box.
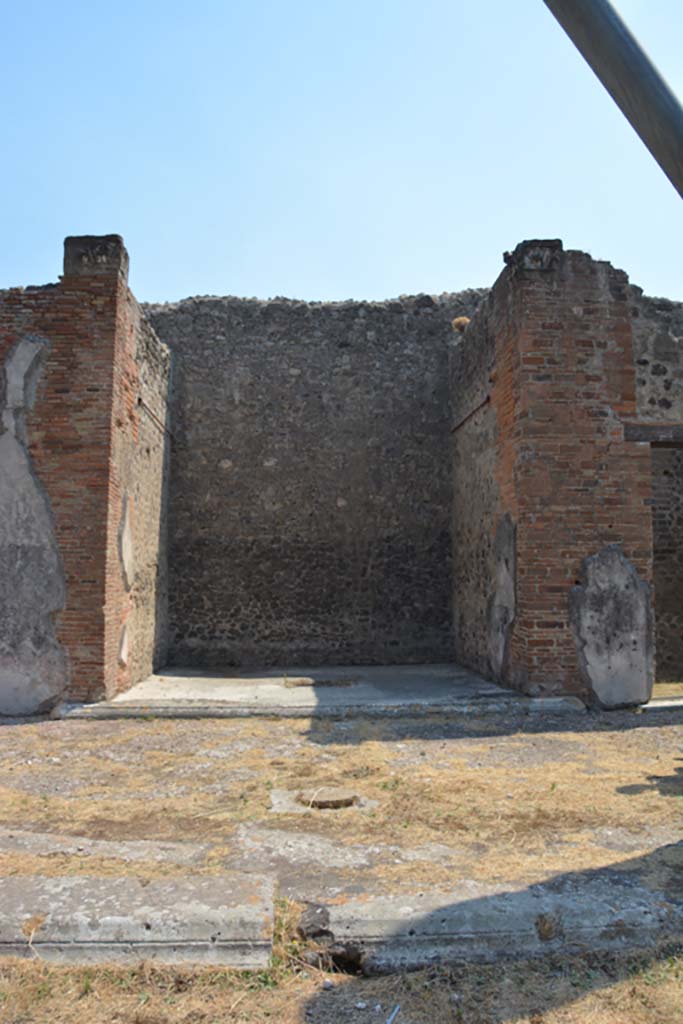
[3,0,682,302]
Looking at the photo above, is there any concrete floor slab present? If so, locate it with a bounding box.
[114,663,507,706]
[62,663,587,719]
[0,874,273,966]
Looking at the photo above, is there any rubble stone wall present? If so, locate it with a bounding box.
[146,291,483,667]
[651,446,683,680]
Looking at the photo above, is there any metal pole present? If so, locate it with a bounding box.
[543,0,683,199]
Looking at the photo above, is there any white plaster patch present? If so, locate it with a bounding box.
[118,495,134,591]
[118,624,129,667]
[0,337,69,715]
[2,336,46,442]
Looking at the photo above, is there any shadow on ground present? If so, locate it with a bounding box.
[297,763,683,1020]
[302,704,683,747]
[301,838,683,1022]
[300,942,683,1024]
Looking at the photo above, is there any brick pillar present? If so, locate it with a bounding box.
[45,235,130,701]
[494,241,653,699]
[1,234,169,708]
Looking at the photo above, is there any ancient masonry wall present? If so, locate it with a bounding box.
[450,260,525,683]
[631,290,683,680]
[1,231,681,713]
[146,291,483,668]
[452,241,655,704]
[0,237,170,712]
[651,447,683,679]
[107,291,171,694]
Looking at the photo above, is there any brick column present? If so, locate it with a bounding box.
[33,236,130,701]
[493,241,653,700]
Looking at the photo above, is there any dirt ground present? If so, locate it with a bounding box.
[0,709,682,898]
[1,707,683,1021]
[2,948,683,1023]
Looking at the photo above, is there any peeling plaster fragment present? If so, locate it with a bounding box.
[487,514,516,680]
[569,545,653,709]
[118,494,134,591]
[119,624,129,667]
[0,337,69,716]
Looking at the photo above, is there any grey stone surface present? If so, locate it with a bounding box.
[651,447,683,680]
[629,288,683,684]
[0,337,68,716]
[60,663,533,719]
[0,827,211,865]
[569,545,654,709]
[309,867,683,971]
[236,825,372,869]
[145,290,485,668]
[63,234,129,280]
[631,287,683,421]
[234,825,459,879]
[0,874,273,966]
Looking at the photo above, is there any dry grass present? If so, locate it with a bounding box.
[0,714,682,888]
[1,716,683,1020]
[1,948,682,1023]
[653,679,683,698]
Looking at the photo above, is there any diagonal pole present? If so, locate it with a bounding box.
[543,0,683,198]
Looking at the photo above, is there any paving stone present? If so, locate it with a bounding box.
[0,874,273,966]
[0,827,211,865]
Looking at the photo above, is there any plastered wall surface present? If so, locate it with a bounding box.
[0,336,67,714]
[0,268,120,709]
[146,291,483,667]
[0,237,170,712]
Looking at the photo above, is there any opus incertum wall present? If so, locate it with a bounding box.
[1,234,681,714]
[146,291,483,668]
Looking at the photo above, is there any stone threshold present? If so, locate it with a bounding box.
[0,874,273,967]
[57,695,587,720]
[2,867,681,970]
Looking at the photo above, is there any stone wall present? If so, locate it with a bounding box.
[450,293,505,678]
[107,293,171,693]
[651,447,683,680]
[632,290,683,420]
[146,291,483,668]
[2,231,681,714]
[630,289,683,680]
